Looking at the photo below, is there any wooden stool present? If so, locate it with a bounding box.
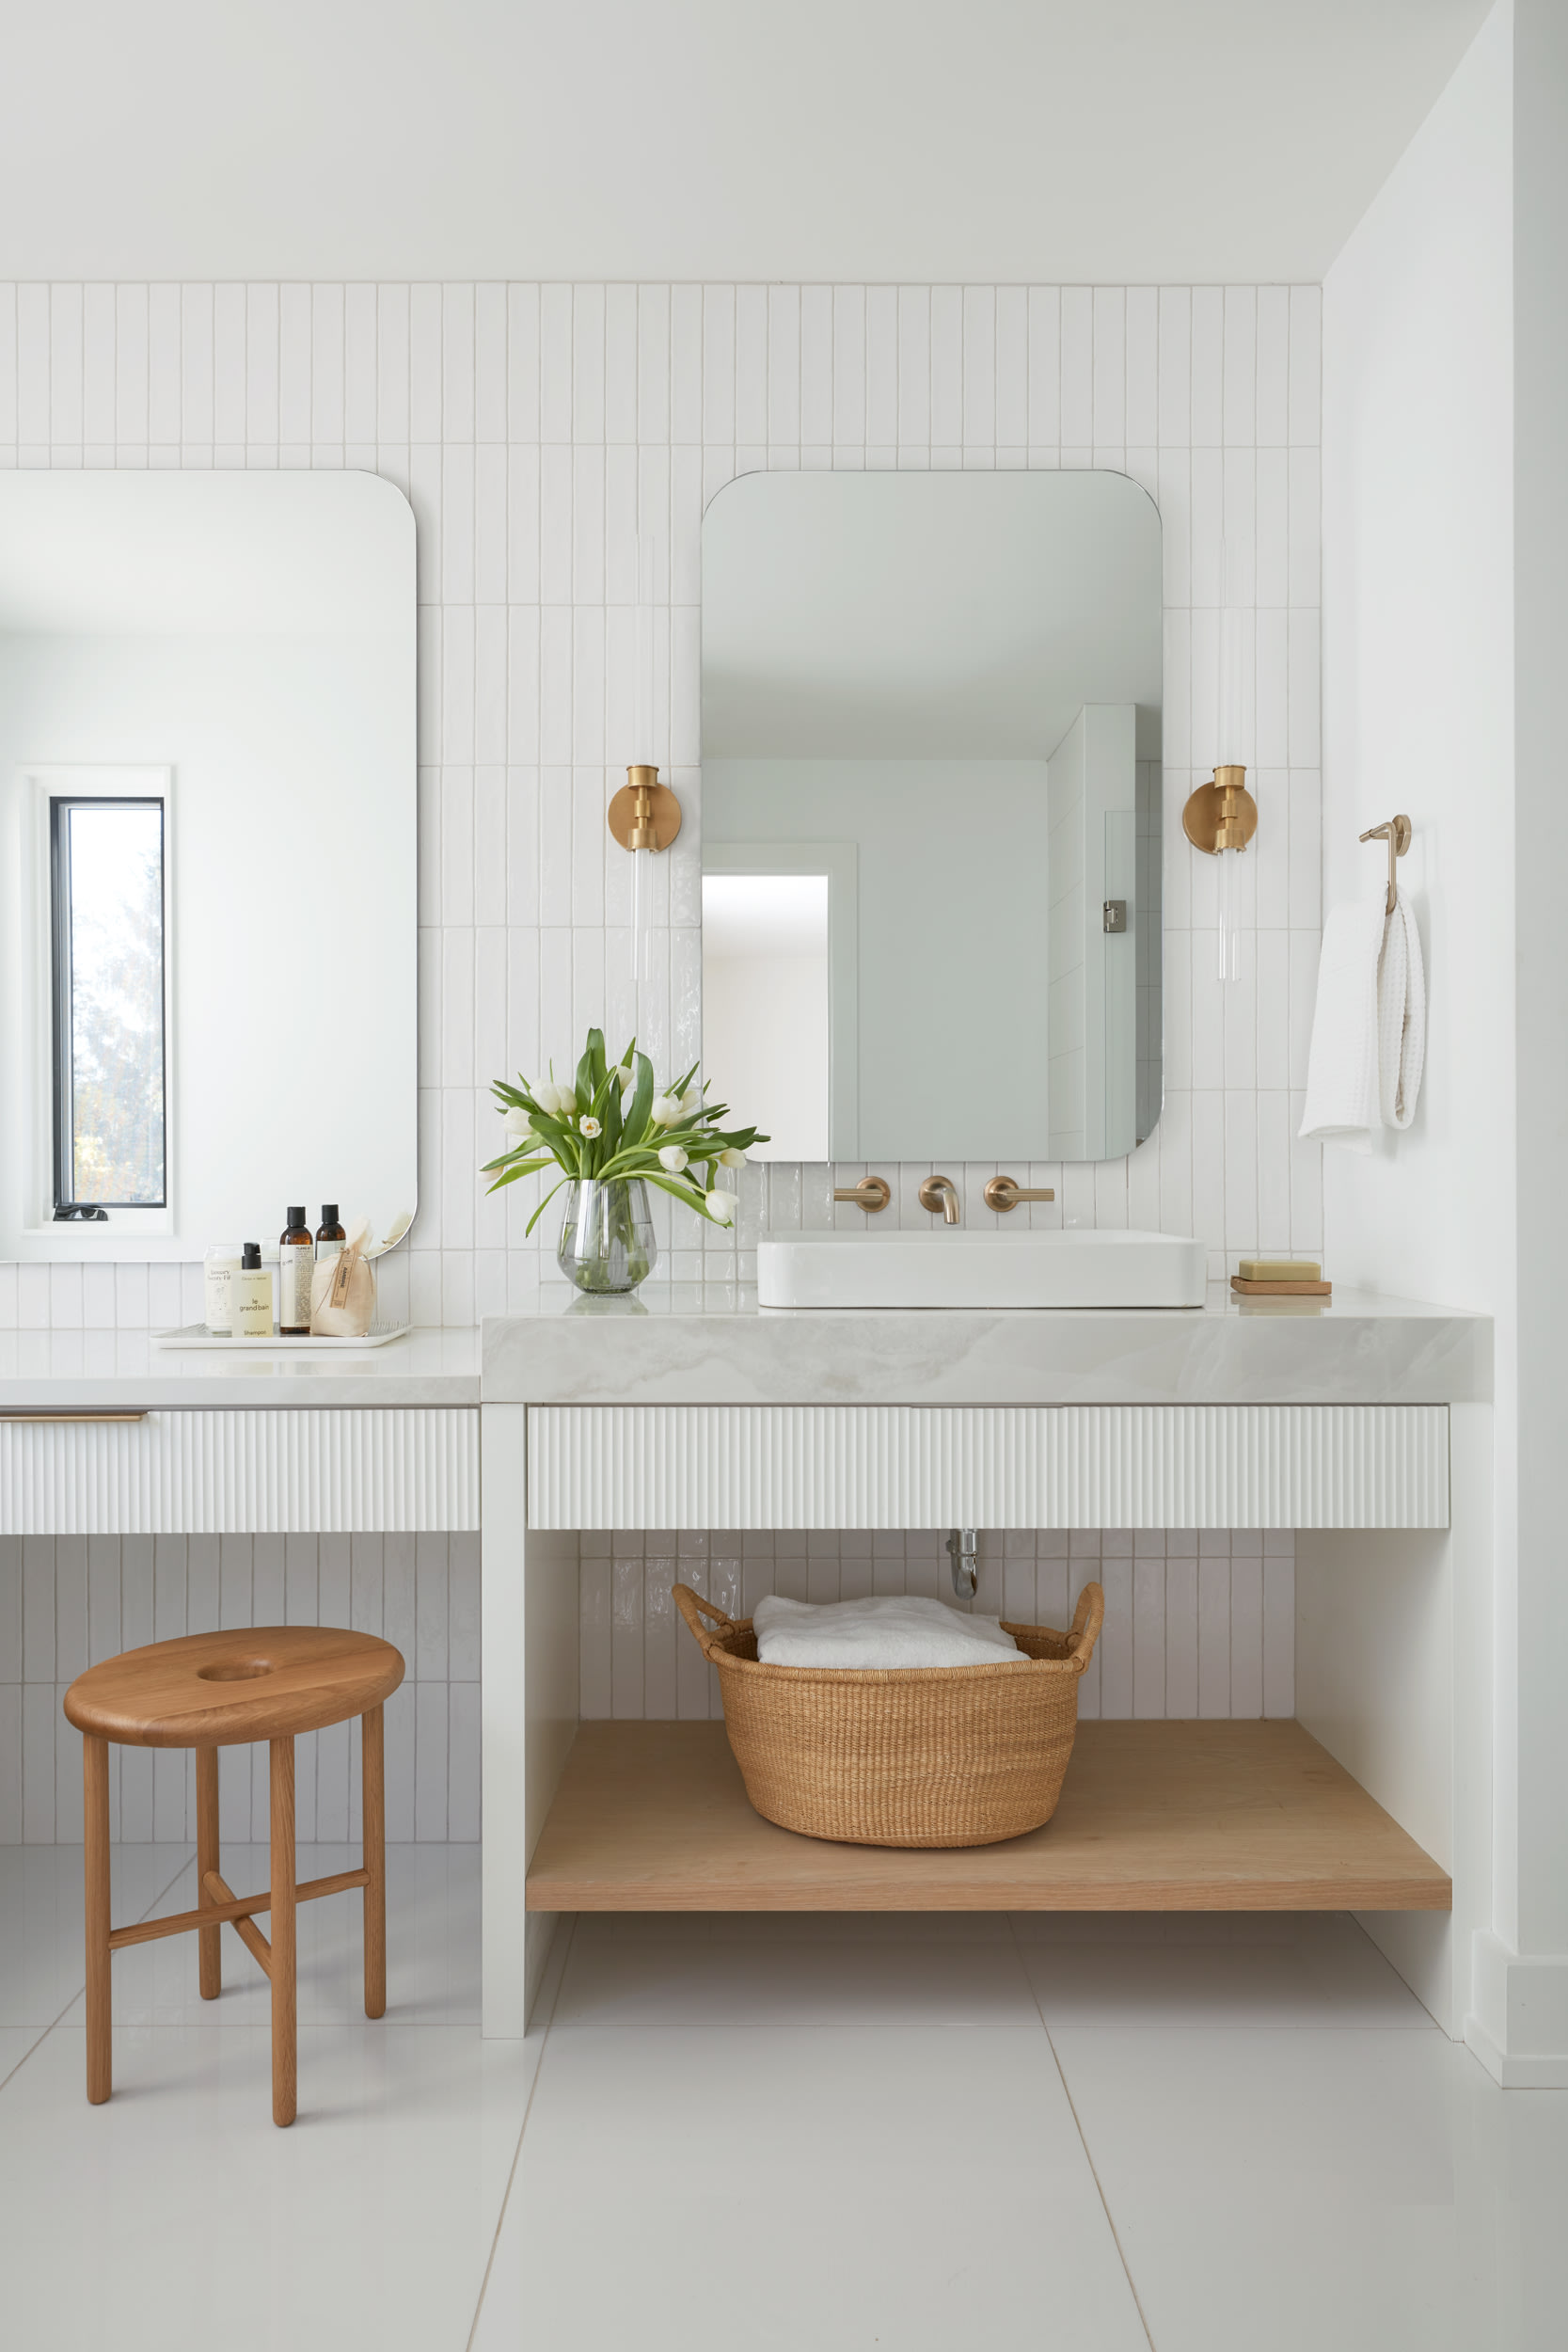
[63,1625,404,2128]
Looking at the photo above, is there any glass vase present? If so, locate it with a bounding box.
[556,1177,657,1295]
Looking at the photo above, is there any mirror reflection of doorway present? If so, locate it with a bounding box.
[701,872,830,1161]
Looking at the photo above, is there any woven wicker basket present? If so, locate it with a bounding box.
[673,1581,1104,1850]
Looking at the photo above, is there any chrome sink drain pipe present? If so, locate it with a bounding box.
[945,1528,978,1599]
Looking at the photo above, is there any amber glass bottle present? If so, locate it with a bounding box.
[278,1207,313,1334]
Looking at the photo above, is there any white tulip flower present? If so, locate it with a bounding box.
[705,1188,738,1226]
[719,1147,747,1169]
[579,1116,602,1139]
[649,1095,682,1127]
[657,1144,689,1172]
[502,1105,532,1136]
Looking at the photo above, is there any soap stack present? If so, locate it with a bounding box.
[1230,1259,1331,1298]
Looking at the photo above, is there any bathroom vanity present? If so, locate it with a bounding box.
[482,1289,1493,2047]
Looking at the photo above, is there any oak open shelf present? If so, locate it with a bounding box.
[527,1719,1452,1914]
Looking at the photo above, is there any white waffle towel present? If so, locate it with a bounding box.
[752,1592,1026,1670]
[1299,894,1426,1152]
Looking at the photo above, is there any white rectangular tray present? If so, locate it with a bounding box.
[152,1323,412,1352]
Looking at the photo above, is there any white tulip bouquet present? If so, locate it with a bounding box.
[485,1027,768,1234]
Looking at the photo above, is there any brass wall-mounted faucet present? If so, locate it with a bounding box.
[983,1176,1056,1213]
[832,1177,891,1212]
[918,1174,961,1225]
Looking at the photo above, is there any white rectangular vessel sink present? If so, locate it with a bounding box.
[757,1227,1207,1310]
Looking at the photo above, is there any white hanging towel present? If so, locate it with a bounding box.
[1298,894,1426,1152]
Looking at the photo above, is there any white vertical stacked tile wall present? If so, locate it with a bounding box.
[580,1528,1295,1724]
[0,1534,480,1843]
[0,278,1322,1329]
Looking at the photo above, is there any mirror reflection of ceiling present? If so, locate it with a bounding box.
[0,472,401,636]
[702,470,1163,762]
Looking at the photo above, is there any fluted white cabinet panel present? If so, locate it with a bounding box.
[528,1406,1448,1531]
[0,1409,478,1534]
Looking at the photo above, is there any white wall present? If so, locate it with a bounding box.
[1323,0,1568,2067]
[1321,3,1514,1317]
[1511,0,1568,1967]
[0,279,1324,1339]
[1321,1,1516,1978]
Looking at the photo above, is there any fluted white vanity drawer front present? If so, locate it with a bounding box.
[527,1405,1449,1530]
[0,1407,479,1534]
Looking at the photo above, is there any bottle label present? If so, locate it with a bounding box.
[278,1247,313,1329]
[204,1264,233,1334]
[233,1271,274,1336]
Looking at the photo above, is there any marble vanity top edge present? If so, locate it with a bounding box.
[0,1326,482,1409]
[482,1290,1494,1408]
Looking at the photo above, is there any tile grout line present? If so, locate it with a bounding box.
[0,1842,196,2099]
[1006,1913,1158,2351]
[464,1912,580,2352]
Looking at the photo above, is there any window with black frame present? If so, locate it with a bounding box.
[50,795,167,1216]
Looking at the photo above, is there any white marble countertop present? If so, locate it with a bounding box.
[0,1325,480,1409]
[483,1283,1491,1406]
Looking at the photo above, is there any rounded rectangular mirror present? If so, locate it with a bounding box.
[0,471,417,1260]
[701,469,1163,1164]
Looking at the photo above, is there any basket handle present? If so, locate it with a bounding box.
[1066,1581,1105,1674]
[673,1581,739,1661]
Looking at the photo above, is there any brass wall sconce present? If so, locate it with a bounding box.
[1183,764,1258,982]
[1181,765,1258,857]
[608,764,682,853]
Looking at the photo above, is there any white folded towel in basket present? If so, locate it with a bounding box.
[1299,893,1426,1152]
[752,1592,1026,1670]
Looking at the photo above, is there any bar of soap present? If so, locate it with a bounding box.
[1238,1259,1322,1283]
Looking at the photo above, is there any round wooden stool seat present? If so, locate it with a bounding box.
[64,1623,404,2128]
[64,1625,404,1748]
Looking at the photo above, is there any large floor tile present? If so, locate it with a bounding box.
[0,2026,49,2090]
[0,1844,192,2026]
[472,2023,1147,2351]
[59,1842,481,2030]
[1053,2023,1568,2352]
[0,2019,534,2352]
[1018,1912,1433,2029]
[556,1913,1039,2029]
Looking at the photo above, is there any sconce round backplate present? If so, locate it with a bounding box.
[1182,776,1258,854]
[608,776,683,851]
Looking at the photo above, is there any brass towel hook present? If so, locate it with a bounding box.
[1360,815,1412,915]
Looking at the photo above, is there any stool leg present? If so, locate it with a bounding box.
[362,1703,386,2020]
[270,1736,296,2128]
[83,1734,112,2105]
[196,1746,221,1999]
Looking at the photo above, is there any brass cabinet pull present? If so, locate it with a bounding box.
[832,1177,891,1213]
[983,1176,1056,1213]
[0,1410,150,1423]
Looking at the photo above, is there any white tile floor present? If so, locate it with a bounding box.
[3,1850,1567,2350]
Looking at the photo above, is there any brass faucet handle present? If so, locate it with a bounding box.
[918,1174,961,1225]
[832,1176,891,1213]
[984,1176,1056,1213]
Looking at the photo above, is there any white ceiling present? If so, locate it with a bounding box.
[0,1,1492,283]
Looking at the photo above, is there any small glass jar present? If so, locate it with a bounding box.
[203,1244,242,1334]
